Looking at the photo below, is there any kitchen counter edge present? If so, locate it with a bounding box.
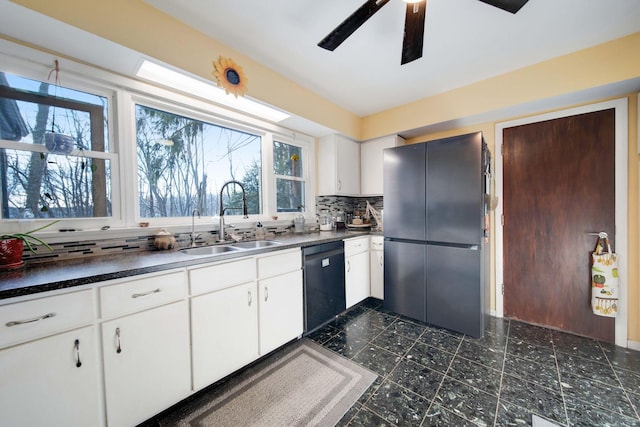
[0,230,378,301]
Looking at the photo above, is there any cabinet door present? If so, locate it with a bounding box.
[318,135,360,196]
[102,301,191,427]
[336,135,360,195]
[0,326,100,427]
[361,136,404,195]
[345,251,370,308]
[370,249,384,300]
[258,270,303,355]
[191,282,259,390]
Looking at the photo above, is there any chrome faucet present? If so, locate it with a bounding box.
[190,208,201,247]
[218,180,248,242]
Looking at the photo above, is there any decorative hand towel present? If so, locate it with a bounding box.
[591,235,618,317]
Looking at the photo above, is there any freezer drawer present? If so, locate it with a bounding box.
[383,240,427,322]
[426,244,484,337]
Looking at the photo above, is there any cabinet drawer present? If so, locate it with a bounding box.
[257,248,301,279]
[189,257,256,295]
[344,236,369,256]
[370,236,384,251]
[0,289,94,348]
[99,270,187,319]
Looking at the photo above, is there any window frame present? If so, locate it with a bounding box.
[272,137,313,215]
[0,39,316,236]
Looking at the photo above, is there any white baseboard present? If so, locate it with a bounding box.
[627,340,640,351]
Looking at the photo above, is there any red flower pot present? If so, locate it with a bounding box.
[0,238,25,270]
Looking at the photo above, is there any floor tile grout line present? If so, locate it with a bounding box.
[598,340,640,421]
[550,328,571,426]
[490,319,511,427]
[346,312,428,425]
[420,329,466,427]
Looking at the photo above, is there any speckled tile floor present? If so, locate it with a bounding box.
[307,299,640,426]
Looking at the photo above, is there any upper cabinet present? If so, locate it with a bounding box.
[361,135,405,196]
[318,134,360,196]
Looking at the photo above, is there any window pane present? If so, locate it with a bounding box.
[0,72,109,152]
[276,178,304,212]
[136,105,262,218]
[0,149,112,218]
[274,141,302,178]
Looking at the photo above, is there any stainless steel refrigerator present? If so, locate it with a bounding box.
[383,132,490,338]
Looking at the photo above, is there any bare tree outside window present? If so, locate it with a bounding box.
[0,72,111,219]
[274,141,305,212]
[135,105,261,218]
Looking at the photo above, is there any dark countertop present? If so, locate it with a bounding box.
[0,230,375,301]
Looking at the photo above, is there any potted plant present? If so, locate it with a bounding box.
[0,220,59,270]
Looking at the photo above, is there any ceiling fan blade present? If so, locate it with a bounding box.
[477,0,529,14]
[318,0,392,51]
[401,0,426,65]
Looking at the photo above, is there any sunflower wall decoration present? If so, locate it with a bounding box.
[212,56,248,97]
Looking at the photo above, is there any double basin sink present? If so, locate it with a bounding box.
[179,240,283,256]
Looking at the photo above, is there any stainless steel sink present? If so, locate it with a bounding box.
[180,245,241,256]
[232,240,283,249]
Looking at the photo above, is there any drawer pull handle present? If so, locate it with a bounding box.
[116,327,122,353]
[6,312,56,327]
[131,288,161,298]
[264,286,269,302]
[347,260,351,272]
[248,290,252,306]
[74,339,82,368]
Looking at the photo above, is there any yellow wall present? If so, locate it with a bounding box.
[363,32,640,140]
[9,0,362,138]
[7,0,640,342]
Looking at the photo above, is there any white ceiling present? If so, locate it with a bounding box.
[143,0,640,118]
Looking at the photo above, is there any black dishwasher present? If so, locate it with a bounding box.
[302,241,345,333]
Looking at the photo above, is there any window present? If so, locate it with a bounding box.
[274,141,305,212]
[0,40,316,234]
[0,71,112,220]
[136,104,262,218]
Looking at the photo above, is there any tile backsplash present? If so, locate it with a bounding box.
[20,196,383,264]
[315,195,383,226]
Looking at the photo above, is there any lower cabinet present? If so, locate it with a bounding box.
[345,251,370,308]
[0,326,101,427]
[370,236,384,300]
[258,269,303,355]
[101,301,191,427]
[191,281,259,390]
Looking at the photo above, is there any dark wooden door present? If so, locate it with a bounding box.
[503,109,615,342]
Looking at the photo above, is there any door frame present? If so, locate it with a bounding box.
[494,98,628,347]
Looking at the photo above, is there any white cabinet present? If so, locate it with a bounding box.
[257,249,303,355]
[258,269,303,354]
[318,134,360,196]
[191,282,259,390]
[0,326,101,427]
[344,237,370,308]
[189,257,259,391]
[100,272,190,427]
[370,236,384,299]
[0,289,100,427]
[361,135,405,196]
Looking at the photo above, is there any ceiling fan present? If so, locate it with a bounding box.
[318,0,530,65]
